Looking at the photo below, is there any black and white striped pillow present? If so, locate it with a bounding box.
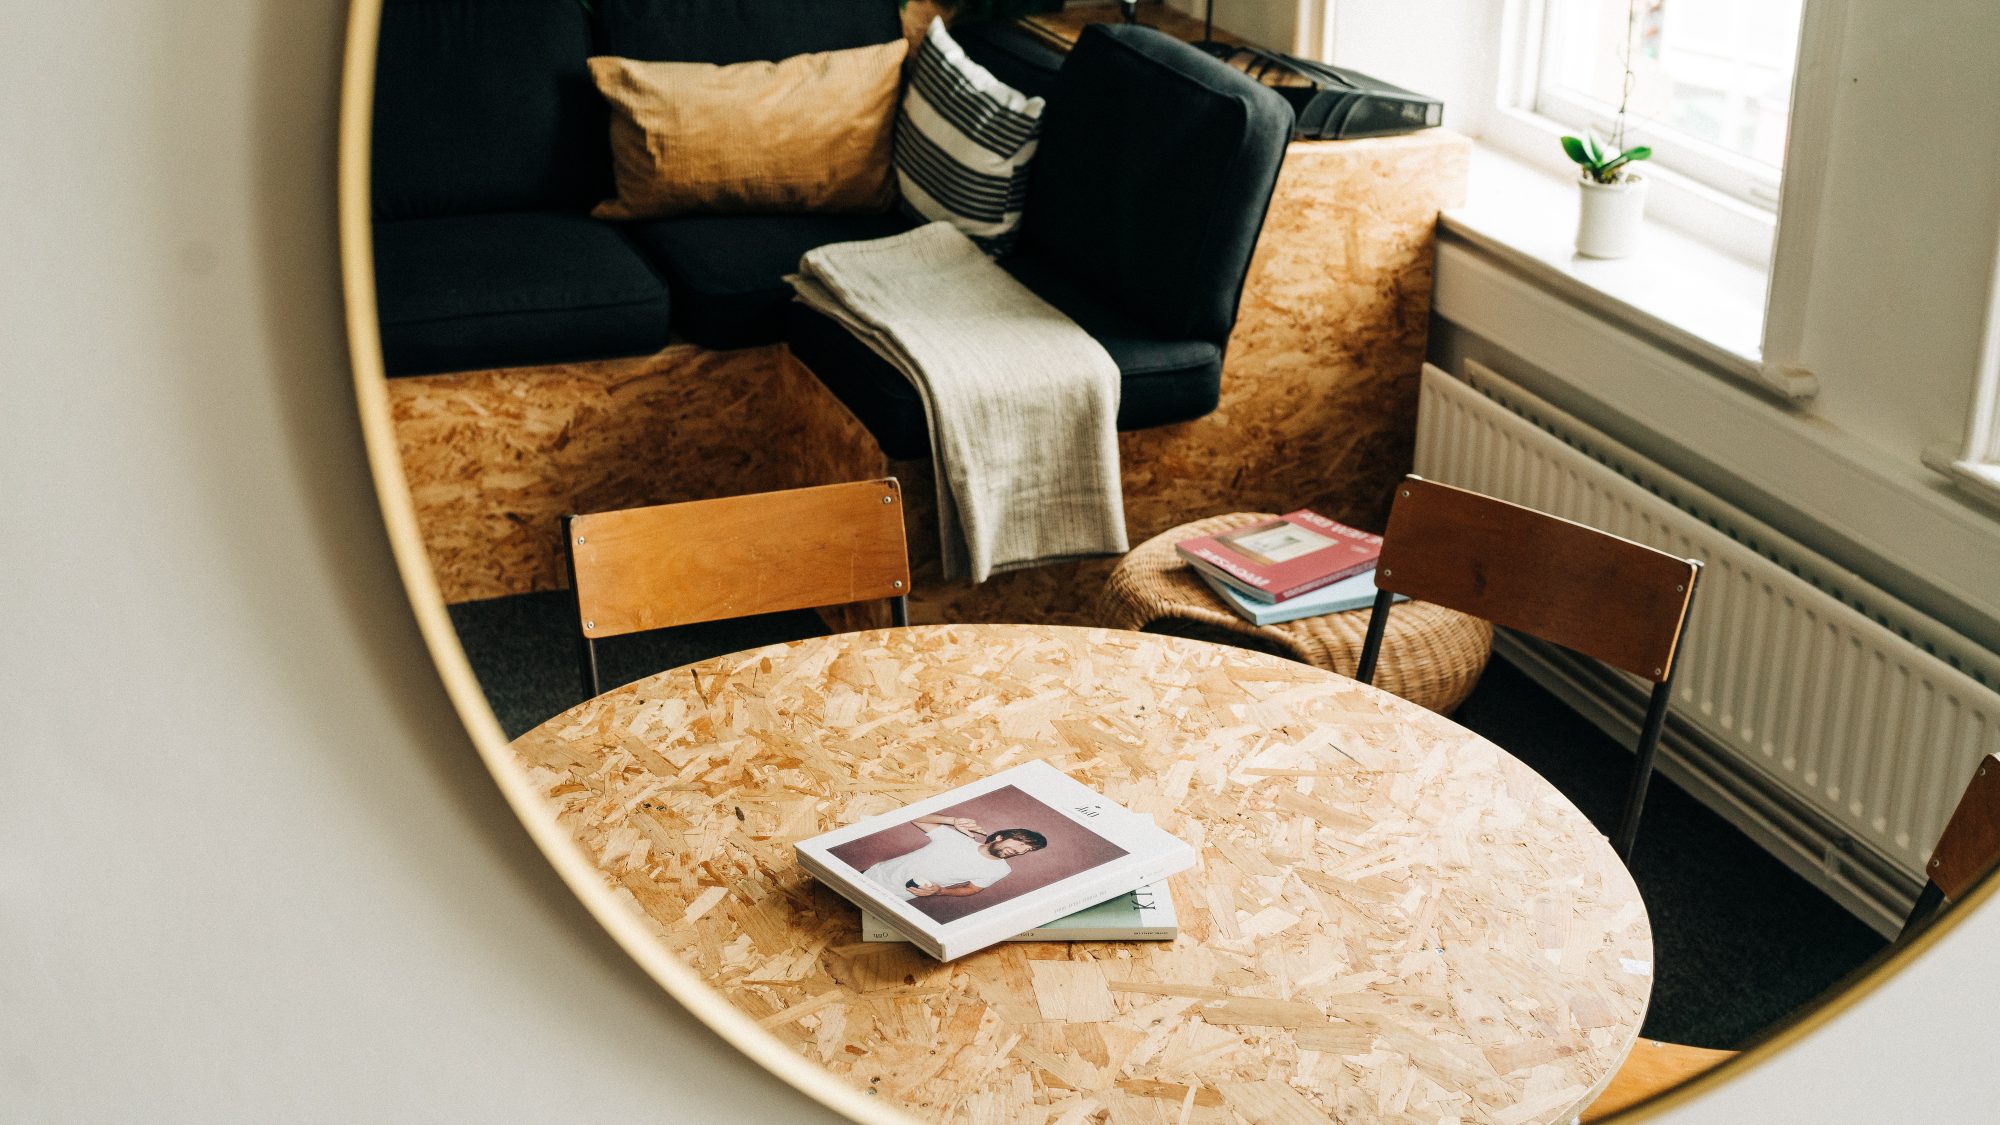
[895,18,1046,253]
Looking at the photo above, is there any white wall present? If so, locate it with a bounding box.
[0,2,841,1120]
[1164,0,1503,137]
[1164,0,1301,60]
[1788,0,2000,465]
[1654,884,2000,1124]
[8,0,2000,1121]
[1319,0,1502,137]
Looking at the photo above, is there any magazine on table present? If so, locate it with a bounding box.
[1197,568,1405,626]
[1176,509,1383,603]
[860,879,1178,943]
[794,760,1194,961]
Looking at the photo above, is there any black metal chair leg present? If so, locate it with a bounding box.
[1899,880,1948,942]
[1613,675,1677,861]
[577,635,601,702]
[891,594,909,628]
[1353,588,1397,684]
[562,514,602,702]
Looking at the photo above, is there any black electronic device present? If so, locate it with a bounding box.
[1206,45,1443,140]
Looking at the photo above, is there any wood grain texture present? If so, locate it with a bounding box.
[1578,1039,1735,1122]
[390,343,878,604]
[568,479,910,637]
[1376,477,1700,682]
[1930,753,2000,901]
[511,624,1652,1123]
[389,131,1466,611]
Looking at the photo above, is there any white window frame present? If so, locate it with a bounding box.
[1527,1,1793,212]
[1531,88,1782,212]
[1924,240,2000,507]
[1481,0,1782,268]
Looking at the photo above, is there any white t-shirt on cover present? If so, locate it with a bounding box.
[862,826,1014,901]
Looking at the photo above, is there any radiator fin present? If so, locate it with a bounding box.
[1417,364,2000,874]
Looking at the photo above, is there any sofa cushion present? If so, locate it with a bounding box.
[596,0,902,64]
[375,212,672,377]
[588,41,906,221]
[783,254,1223,461]
[623,212,914,349]
[372,0,609,220]
[896,18,1046,252]
[1014,25,1291,345]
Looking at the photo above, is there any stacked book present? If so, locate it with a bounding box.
[794,761,1193,960]
[1176,509,1401,626]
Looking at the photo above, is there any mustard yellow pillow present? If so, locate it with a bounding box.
[588,40,907,220]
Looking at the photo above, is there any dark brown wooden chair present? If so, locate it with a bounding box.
[1580,751,2000,1121]
[1355,475,1701,860]
[1900,751,2000,939]
[562,479,911,699]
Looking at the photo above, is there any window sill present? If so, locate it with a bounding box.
[1921,450,2000,516]
[1440,144,1792,399]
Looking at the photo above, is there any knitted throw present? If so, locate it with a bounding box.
[790,222,1128,583]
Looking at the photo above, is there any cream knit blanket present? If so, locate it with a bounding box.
[790,222,1128,583]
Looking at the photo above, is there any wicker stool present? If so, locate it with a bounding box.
[1100,512,1494,714]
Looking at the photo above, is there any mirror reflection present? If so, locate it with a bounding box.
[362,0,1996,1119]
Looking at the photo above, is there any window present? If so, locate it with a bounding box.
[1529,0,1805,209]
[1927,245,2000,505]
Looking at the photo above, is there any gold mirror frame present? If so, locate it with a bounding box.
[335,1,2000,1118]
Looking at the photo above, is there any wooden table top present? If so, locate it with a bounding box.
[511,624,1650,1124]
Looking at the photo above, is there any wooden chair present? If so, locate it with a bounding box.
[1900,751,2000,939]
[1579,751,2000,1121]
[1355,475,1701,861]
[562,479,911,699]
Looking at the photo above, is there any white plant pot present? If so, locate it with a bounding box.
[1575,175,1647,259]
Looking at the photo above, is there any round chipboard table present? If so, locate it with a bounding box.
[509,624,1651,1123]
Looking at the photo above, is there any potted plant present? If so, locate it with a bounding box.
[1563,132,1652,258]
[1560,1,1652,259]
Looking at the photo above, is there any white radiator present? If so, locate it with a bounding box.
[1416,362,2000,927]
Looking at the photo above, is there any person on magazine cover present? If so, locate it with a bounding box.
[861,814,1047,900]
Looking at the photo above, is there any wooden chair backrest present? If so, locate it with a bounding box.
[1375,477,1700,682]
[566,479,911,638]
[1929,753,2000,901]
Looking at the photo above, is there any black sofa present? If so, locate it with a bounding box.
[371,0,1288,458]
[372,0,911,373]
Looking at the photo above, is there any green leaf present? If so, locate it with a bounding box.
[1560,135,1592,166]
[1584,131,1606,167]
[1596,145,1655,181]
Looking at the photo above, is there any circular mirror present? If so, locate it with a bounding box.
[338,1,2000,1120]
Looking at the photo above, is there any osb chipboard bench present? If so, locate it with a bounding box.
[386,7,1469,614]
[510,625,1651,1124]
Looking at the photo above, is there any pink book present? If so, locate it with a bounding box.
[1175,510,1383,603]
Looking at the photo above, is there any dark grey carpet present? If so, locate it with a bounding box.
[447,593,1886,1049]
[448,591,830,739]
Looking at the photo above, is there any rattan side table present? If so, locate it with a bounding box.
[1100,512,1494,713]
